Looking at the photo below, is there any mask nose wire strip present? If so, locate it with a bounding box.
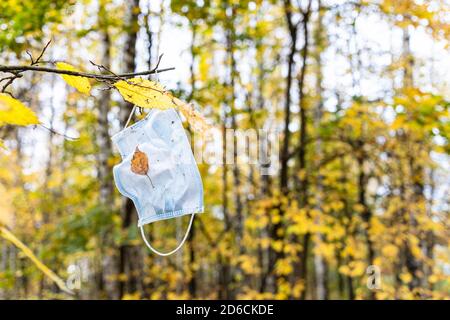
[139,213,195,256]
[122,102,195,257]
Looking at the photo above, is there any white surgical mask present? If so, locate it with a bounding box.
[112,108,204,256]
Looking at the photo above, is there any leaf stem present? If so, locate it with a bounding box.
[146,174,155,188]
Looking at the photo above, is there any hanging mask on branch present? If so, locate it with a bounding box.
[112,108,204,256]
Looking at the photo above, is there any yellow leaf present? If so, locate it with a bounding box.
[239,255,259,275]
[314,242,335,260]
[272,240,283,252]
[382,244,398,258]
[173,97,211,133]
[259,237,270,249]
[122,292,141,300]
[271,212,281,224]
[199,52,209,82]
[400,272,412,283]
[0,94,39,126]
[428,274,438,284]
[56,62,91,94]
[339,261,366,277]
[275,259,293,276]
[339,265,350,275]
[353,204,365,213]
[117,273,128,282]
[0,226,73,295]
[350,261,366,277]
[114,78,175,109]
[0,184,13,227]
[297,169,307,181]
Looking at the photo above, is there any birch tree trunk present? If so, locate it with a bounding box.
[312,0,328,300]
[402,26,423,293]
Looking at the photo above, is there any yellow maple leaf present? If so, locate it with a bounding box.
[56,62,91,94]
[0,94,39,126]
[114,78,176,109]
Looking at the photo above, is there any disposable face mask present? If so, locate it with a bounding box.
[112,108,204,256]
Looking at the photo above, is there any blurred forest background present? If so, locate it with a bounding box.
[0,0,449,300]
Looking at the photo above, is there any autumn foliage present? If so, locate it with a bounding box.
[0,0,449,300]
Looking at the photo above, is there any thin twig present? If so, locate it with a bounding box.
[153,53,164,72]
[25,51,34,65]
[38,124,79,141]
[33,40,52,65]
[0,75,18,83]
[1,73,22,93]
[90,53,165,84]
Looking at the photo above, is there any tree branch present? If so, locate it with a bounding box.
[1,42,174,93]
[0,65,175,81]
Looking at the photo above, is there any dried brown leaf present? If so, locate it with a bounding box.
[130,147,149,175]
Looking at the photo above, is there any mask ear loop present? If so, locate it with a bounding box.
[139,214,195,256]
[122,78,196,257]
[124,105,137,128]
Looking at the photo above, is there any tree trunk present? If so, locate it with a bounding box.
[270,0,298,295]
[187,22,197,299]
[225,3,244,297]
[117,0,143,299]
[97,1,117,299]
[357,155,376,300]
[296,0,312,300]
[402,26,423,294]
[312,0,327,299]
